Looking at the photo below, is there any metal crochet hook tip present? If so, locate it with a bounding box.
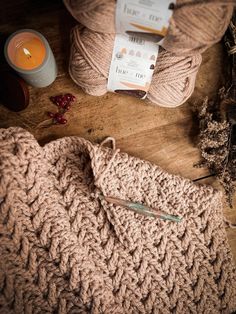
[101,195,182,223]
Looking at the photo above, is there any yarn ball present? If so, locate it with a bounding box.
[63,0,233,55]
[69,26,202,108]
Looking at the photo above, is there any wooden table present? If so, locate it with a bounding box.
[0,0,236,260]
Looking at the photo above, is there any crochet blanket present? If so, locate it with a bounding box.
[0,127,235,314]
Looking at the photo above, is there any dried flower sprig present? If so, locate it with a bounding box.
[195,13,236,207]
[195,93,233,205]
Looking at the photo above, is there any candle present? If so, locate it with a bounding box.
[14,37,46,70]
[4,29,57,88]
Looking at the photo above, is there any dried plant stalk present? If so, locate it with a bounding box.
[196,93,234,205]
[196,13,236,207]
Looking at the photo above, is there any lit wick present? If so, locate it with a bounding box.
[23,48,32,59]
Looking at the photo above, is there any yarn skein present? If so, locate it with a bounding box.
[64,0,234,55]
[69,26,202,108]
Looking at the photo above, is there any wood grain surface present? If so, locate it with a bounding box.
[0,0,235,261]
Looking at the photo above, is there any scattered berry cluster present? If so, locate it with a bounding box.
[48,93,76,125]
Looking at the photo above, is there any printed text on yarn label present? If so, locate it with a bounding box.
[107,34,159,99]
[116,0,175,42]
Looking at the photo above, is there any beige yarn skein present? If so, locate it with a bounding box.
[69,27,202,108]
[64,0,234,55]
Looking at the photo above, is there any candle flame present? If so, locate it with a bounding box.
[23,48,32,58]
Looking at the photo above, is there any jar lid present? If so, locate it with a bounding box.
[0,71,29,111]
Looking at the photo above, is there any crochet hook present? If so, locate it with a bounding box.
[102,195,182,222]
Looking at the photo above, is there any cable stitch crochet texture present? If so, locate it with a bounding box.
[0,127,235,313]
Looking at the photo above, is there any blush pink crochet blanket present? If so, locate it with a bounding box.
[0,127,236,314]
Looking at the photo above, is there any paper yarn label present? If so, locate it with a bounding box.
[107,0,175,99]
[107,34,159,99]
[116,0,175,42]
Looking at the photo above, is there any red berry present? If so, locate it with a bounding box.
[64,104,71,111]
[65,93,76,102]
[49,93,75,113]
[52,113,67,124]
[54,113,63,122]
[55,95,62,103]
[61,101,67,108]
[60,117,67,124]
[65,94,71,101]
[48,112,55,118]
